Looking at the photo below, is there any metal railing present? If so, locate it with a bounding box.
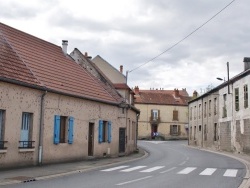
[19,141,35,148]
[0,141,8,149]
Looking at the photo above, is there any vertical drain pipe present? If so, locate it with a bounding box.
[38,91,47,165]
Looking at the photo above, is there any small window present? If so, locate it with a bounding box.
[223,94,227,118]
[235,88,239,111]
[199,125,201,132]
[198,104,201,119]
[20,112,34,148]
[194,106,197,120]
[214,98,217,115]
[54,115,74,144]
[204,102,207,118]
[173,110,178,121]
[0,110,6,149]
[99,120,112,143]
[208,100,211,116]
[214,123,218,141]
[244,85,248,108]
[170,125,180,136]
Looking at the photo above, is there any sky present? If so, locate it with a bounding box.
[0,0,249,96]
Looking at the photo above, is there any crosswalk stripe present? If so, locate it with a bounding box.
[223,169,238,177]
[177,167,196,174]
[140,166,165,172]
[199,168,217,175]
[101,166,129,172]
[121,166,147,172]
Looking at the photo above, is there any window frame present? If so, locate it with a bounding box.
[244,85,248,108]
[235,88,239,111]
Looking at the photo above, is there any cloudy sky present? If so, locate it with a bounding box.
[0,0,249,95]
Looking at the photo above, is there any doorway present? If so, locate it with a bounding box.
[88,123,94,156]
[119,128,126,153]
[151,124,158,139]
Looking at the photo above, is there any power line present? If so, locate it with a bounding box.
[129,0,236,73]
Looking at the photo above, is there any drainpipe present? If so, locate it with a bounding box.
[38,91,47,165]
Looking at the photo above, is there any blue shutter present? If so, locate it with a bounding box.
[54,115,60,144]
[99,120,103,143]
[68,117,74,144]
[108,121,112,143]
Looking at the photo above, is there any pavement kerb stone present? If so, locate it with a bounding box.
[0,149,148,186]
[186,145,250,188]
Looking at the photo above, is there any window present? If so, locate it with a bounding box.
[214,98,217,115]
[194,126,196,140]
[208,100,211,116]
[170,125,180,136]
[214,123,218,141]
[235,88,239,111]
[204,102,207,118]
[190,126,192,140]
[20,112,34,148]
[190,107,192,120]
[194,106,197,120]
[54,115,74,144]
[152,109,158,120]
[199,125,201,131]
[98,120,112,143]
[244,85,248,108]
[204,124,207,141]
[173,110,178,121]
[223,94,227,118]
[0,110,6,149]
[198,104,201,119]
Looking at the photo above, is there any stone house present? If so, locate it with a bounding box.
[134,87,190,140]
[70,49,140,154]
[189,58,250,154]
[0,22,138,168]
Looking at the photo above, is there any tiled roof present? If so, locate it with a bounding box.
[134,89,190,106]
[0,22,119,104]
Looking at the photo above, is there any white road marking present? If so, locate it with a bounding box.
[160,167,177,174]
[140,166,165,172]
[101,166,129,172]
[199,168,217,175]
[177,167,196,174]
[223,169,238,177]
[121,166,147,172]
[116,176,152,186]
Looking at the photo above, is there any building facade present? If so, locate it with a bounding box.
[134,87,190,140]
[189,58,250,154]
[0,22,138,168]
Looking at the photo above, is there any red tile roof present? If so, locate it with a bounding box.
[134,89,190,106]
[0,22,119,104]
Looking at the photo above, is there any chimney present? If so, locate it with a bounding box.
[120,65,123,74]
[193,90,198,98]
[174,88,179,97]
[84,52,92,59]
[243,57,250,71]
[134,86,139,95]
[62,40,68,54]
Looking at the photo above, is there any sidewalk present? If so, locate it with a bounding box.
[0,148,147,186]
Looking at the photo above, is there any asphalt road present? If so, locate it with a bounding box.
[4,140,246,188]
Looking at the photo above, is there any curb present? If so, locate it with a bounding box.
[0,149,148,186]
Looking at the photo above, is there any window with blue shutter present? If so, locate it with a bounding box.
[54,115,60,144]
[99,120,103,143]
[68,117,74,144]
[108,121,112,143]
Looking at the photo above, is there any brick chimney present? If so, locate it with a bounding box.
[193,90,198,98]
[243,57,250,71]
[84,52,92,59]
[120,65,123,74]
[62,40,68,54]
[134,86,139,95]
[174,88,179,97]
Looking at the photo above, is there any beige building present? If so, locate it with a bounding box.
[0,22,138,168]
[134,87,190,140]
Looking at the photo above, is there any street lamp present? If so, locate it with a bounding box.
[216,77,224,81]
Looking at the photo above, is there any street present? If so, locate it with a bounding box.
[4,140,246,188]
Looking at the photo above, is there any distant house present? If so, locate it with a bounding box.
[134,87,190,140]
[188,58,250,154]
[70,49,140,154]
[0,22,138,168]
